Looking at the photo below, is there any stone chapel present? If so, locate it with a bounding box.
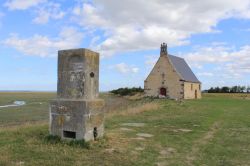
[144,43,201,99]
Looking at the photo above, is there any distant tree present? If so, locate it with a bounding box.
[206,85,249,93]
[240,86,246,93]
[221,86,230,93]
[230,86,238,93]
[207,87,214,93]
[215,87,220,93]
[236,86,241,93]
[247,86,250,93]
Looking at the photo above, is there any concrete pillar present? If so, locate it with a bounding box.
[50,48,104,141]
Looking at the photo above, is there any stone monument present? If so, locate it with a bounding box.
[50,48,104,141]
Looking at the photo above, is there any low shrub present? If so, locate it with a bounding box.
[110,87,144,96]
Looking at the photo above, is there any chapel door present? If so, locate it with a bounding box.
[160,88,167,96]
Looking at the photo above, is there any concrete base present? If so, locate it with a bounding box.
[49,99,104,141]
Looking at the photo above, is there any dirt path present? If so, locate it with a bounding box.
[186,121,221,165]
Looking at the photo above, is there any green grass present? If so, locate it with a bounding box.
[0,92,249,165]
[0,92,55,126]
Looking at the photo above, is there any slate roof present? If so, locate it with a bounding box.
[168,54,200,83]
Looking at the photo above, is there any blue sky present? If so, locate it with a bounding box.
[0,0,250,91]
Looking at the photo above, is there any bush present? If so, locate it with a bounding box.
[110,87,144,96]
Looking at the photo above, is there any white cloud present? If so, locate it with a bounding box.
[197,72,214,77]
[4,0,65,24]
[190,63,203,69]
[131,67,139,73]
[72,0,250,57]
[109,63,139,74]
[145,55,158,68]
[33,2,65,24]
[184,44,250,79]
[3,27,84,57]
[4,0,45,10]
[185,45,234,63]
[72,3,107,28]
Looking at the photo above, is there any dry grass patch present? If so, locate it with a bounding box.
[106,102,160,118]
[0,121,48,132]
[203,93,250,100]
[124,92,145,100]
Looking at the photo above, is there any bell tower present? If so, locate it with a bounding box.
[160,42,168,56]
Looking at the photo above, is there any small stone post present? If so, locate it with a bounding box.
[49,48,104,141]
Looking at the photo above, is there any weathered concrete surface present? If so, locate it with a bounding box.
[50,48,104,141]
[57,49,100,100]
[50,99,104,140]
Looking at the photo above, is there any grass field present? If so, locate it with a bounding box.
[0,92,249,166]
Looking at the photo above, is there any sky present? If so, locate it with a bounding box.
[0,0,250,91]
